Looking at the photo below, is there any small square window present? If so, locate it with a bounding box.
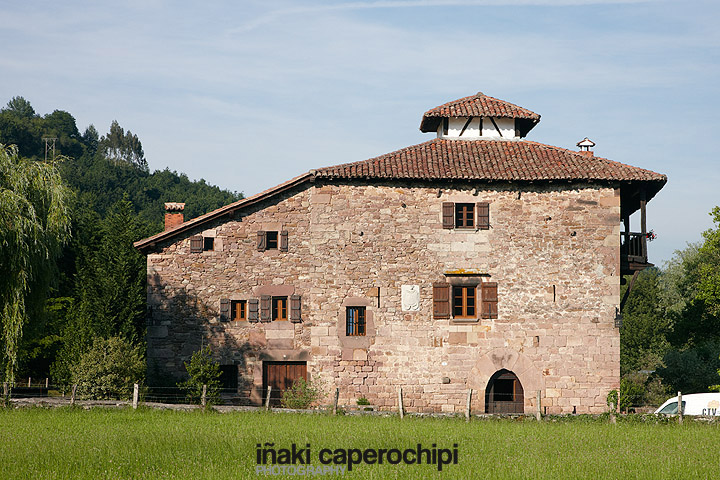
[272,296,287,321]
[266,231,278,250]
[346,307,366,336]
[203,237,214,251]
[231,300,246,321]
[455,203,475,228]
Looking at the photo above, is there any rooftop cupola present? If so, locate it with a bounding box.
[577,137,595,157]
[419,92,540,140]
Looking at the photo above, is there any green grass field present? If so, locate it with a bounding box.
[1,407,719,479]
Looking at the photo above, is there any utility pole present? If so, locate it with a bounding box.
[42,137,57,162]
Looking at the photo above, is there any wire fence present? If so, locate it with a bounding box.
[2,380,716,425]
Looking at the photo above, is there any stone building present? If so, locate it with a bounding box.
[134,92,666,414]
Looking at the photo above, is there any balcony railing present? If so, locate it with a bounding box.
[621,232,648,265]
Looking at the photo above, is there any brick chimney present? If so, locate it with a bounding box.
[164,203,185,231]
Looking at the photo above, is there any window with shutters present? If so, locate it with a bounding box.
[453,286,476,318]
[434,281,498,320]
[442,202,490,230]
[346,307,366,336]
[231,300,246,321]
[203,237,214,251]
[455,203,474,228]
[266,231,279,250]
[257,231,289,252]
[190,235,215,252]
[272,296,288,321]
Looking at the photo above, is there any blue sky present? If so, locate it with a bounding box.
[2,0,718,266]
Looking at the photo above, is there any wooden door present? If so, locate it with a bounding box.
[485,369,524,414]
[262,362,307,406]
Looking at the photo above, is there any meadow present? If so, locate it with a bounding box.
[1,407,718,479]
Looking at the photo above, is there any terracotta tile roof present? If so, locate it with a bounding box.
[420,92,541,133]
[133,172,313,251]
[135,140,666,252]
[314,139,667,184]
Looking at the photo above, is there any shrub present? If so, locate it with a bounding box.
[71,336,145,400]
[356,396,370,406]
[281,378,324,409]
[177,346,221,405]
[607,376,650,412]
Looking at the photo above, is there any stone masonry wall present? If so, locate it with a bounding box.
[145,181,621,414]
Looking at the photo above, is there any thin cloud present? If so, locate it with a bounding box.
[228,0,655,33]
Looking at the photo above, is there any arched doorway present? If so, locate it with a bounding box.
[485,369,524,414]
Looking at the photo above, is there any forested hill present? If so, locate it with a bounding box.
[0,96,242,230]
[0,96,241,383]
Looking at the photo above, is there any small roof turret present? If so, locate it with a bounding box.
[419,92,541,138]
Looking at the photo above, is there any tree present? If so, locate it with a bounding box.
[177,346,221,405]
[71,336,144,400]
[100,120,147,171]
[71,195,149,342]
[51,196,149,384]
[81,125,99,156]
[620,268,671,375]
[4,96,36,118]
[657,340,720,394]
[0,144,71,387]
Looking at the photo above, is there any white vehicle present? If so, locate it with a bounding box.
[655,393,720,416]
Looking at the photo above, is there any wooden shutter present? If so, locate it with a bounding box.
[190,235,203,253]
[290,294,301,323]
[477,202,490,230]
[433,283,450,319]
[257,231,267,251]
[442,202,454,229]
[260,295,271,322]
[481,282,498,319]
[220,298,230,321]
[280,231,289,252]
[248,298,259,322]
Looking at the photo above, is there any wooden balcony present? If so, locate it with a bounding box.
[621,232,652,276]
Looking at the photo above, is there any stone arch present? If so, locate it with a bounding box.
[469,348,544,413]
[484,369,524,414]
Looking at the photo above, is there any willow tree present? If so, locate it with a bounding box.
[0,144,70,389]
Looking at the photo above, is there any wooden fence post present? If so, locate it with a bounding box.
[2,382,7,403]
[70,384,77,405]
[616,388,621,414]
[133,383,139,410]
[201,385,207,408]
[536,390,542,422]
[265,386,272,410]
[28,377,31,388]
[465,389,473,422]
[678,391,683,425]
[45,378,49,389]
[333,388,339,415]
[398,387,404,419]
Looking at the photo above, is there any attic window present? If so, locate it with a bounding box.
[257,231,289,252]
[267,231,278,250]
[442,202,490,230]
[203,237,214,251]
[190,235,214,253]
